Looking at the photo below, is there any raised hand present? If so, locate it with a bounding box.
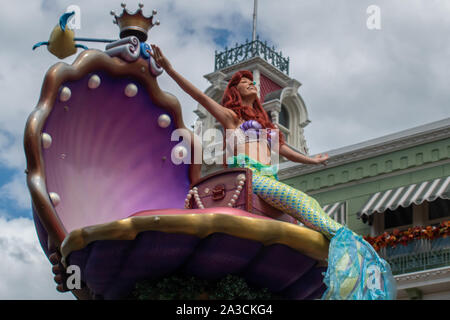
[148,44,172,70]
[311,153,329,165]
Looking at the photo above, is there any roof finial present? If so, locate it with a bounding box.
[252,0,258,42]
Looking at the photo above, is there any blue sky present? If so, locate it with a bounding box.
[0,167,31,219]
[0,0,449,299]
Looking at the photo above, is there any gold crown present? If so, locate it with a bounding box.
[111,3,160,42]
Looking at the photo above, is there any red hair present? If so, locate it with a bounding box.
[222,70,285,146]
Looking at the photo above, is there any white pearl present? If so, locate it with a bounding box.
[238,181,245,186]
[187,194,192,199]
[230,199,236,204]
[60,87,71,102]
[227,203,233,207]
[173,145,187,160]
[42,133,52,149]
[237,186,243,191]
[124,83,138,97]
[88,74,101,89]
[157,114,171,128]
[49,192,61,206]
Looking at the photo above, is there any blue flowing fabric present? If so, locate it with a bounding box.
[322,227,397,300]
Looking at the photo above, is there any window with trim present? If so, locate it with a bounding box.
[277,104,290,143]
[373,198,450,235]
[384,206,413,229]
[428,198,450,222]
[279,104,290,129]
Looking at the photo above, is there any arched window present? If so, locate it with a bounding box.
[279,104,290,129]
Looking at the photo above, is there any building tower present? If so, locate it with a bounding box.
[194,3,311,175]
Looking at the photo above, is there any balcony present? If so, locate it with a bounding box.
[214,36,290,75]
[380,237,450,275]
[364,221,450,275]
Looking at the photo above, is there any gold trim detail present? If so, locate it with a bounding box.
[61,213,329,266]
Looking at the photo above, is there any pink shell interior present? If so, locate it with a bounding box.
[42,72,191,232]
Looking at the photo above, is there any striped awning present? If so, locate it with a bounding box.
[323,202,346,225]
[358,176,450,220]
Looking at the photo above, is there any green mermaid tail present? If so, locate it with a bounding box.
[228,154,342,239]
[228,155,397,300]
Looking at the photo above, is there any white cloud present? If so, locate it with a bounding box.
[1,0,450,155]
[255,0,450,154]
[0,215,74,299]
[0,174,31,210]
[0,133,26,170]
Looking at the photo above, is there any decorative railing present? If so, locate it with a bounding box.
[214,36,290,75]
[380,238,450,275]
[364,221,450,275]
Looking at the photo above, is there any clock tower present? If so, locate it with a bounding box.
[194,2,311,175]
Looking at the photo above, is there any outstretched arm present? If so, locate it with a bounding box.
[279,144,329,165]
[149,45,238,129]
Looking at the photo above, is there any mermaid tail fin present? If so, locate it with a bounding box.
[322,227,397,300]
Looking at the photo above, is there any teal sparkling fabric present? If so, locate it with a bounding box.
[322,228,397,300]
[227,154,279,180]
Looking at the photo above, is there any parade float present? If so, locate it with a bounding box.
[25,3,330,300]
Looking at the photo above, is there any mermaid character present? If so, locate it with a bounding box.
[149,45,396,300]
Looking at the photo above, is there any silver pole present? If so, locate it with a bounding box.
[252,0,258,42]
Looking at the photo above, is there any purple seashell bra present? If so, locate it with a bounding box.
[240,120,263,131]
[239,120,277,143]
[226,120,277,154]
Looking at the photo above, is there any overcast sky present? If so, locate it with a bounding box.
[0,0,449,299]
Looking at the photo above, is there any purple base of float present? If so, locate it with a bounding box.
[67,231,326,300]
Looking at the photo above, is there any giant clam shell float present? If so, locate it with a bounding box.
[25,5,329,301]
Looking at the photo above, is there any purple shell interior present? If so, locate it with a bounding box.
[42,72,191,232]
